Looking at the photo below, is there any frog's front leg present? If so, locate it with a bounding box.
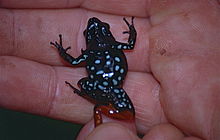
[50,34,88,65]
[113,17,137,50]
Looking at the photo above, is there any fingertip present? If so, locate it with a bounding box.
[85,123,138,140]
[76,117,137,140]
[143,123,184,140]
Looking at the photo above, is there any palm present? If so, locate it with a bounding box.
[0,0,219,139]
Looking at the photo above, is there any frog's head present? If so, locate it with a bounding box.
[84,17,115,48]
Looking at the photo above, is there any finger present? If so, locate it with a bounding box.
[0,0,149,17]
[182,137,203,140]
[78,122,138,140]
[0,56,92,123]
[149,0,220,139]
[0,8,150,72]
[78,123,202,140]
[143,124,203,140]
[143,124,184,140]
[0,56,165,132]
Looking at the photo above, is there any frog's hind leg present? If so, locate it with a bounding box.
[65,78,94,98]
[94,88,135,127]
[65,81,82,95]
[77,77,96,93]
[66,77,99,102]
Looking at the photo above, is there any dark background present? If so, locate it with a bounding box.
[0,108,82,140]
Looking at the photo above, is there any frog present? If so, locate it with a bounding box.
[50,17,137,127]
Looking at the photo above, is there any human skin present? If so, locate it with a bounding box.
[0,0,219,140]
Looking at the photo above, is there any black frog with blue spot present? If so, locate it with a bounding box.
[50,17,136,127]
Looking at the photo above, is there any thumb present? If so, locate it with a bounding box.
[85,123,139,140]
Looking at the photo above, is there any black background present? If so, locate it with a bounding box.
[0,108,82,140]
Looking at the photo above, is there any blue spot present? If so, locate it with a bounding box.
[90,66,95,70]
[121,102,127,107]
[103,81,108,86]
[103,72,114,78]
[123,46,127,49]
[90,74,94,79]
[114,57,120,62]
[117,104,123,108]
[117,45,122,49]
[96,70,104,75]
[98,85,105,90]
[72,61,77,64]
[95,59,101,64]
[115,65,120,71]
[112,79,118,86]
[118,76,122,81]
[114,89,120,93]
[122,93,125,97]
[106,60,111,65]
[83,54,88,58]
[120,68,124,73]
[106,55,110,59]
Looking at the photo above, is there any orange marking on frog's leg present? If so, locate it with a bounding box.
[94,104,135,127]
[94,106,103,127]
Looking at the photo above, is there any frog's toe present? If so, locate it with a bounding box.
[50,41,57,48]
[65,46,71,52]
[122,31,129,34]
[65,81,81,94]
[131,16,134,25]
[123,17,130,26]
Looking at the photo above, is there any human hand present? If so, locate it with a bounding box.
[0,0,220,140]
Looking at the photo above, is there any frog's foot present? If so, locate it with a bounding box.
[122,17,136,47]
[122,17,135,34]
[65,81,81,95]
[50,34,71,56]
